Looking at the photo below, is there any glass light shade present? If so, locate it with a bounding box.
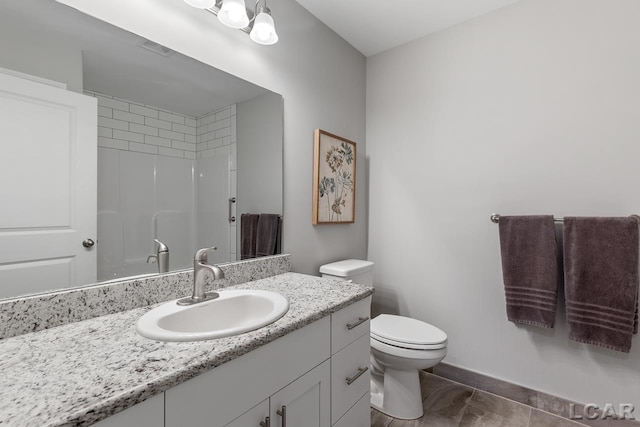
[250,12,278,45]
[218,0,250,29]
[184,0,217,9]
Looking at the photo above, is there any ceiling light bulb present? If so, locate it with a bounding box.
[218,0,250,29]
[250,9,278,45]
[183,0,216,9]
[256,28,270,42]
[228,8,243,22]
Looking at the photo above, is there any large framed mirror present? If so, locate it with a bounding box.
[0,0,283,300]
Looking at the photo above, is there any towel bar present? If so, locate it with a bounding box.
[490,213,640,224]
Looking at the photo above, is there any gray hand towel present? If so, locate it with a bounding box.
[241,214,259,260]
[256,214,281,257]
[563,217,639,353]
[498,215,558,328]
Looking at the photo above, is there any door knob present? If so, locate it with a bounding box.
[82,238,95,248]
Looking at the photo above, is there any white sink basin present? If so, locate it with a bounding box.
[136,289,289,342]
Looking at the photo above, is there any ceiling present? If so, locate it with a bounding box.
[295,0,522,57]
[1,0,268,117]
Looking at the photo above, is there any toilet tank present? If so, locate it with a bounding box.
[319,259,374,286]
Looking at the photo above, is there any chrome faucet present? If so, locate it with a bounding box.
[147,239,169,274]
[177,247,225,306]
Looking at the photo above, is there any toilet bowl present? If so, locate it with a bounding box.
[319,260,448,420]
[369,314,447,419]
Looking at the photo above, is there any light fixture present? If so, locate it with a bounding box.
[183,0,279,46]
[217,0,250,29]
[249,4,278,45]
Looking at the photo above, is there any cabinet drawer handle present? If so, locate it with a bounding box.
[277,405,286,427]
[260,416,270,427]
[346,366,369,385]
[346,316,369,330]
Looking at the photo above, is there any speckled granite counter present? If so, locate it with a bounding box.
[0,273,373,427]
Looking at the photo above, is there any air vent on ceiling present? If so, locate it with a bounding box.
[137,39,174,57]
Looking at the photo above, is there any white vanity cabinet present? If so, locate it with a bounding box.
[94,296,371,427]
[165,316,331,427]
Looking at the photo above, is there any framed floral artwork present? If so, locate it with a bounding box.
[312,129,356,224]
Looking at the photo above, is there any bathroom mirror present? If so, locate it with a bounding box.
[0,0,283,300]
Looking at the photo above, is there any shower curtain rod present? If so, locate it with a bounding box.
[490,213,640,224]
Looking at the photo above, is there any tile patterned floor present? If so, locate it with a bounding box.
[371,372,590,427]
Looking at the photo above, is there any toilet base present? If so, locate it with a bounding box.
[370,367,424,420]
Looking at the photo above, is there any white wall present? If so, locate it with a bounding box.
[367,0,640,406]
[0,11,82,92]
[58,0,368,275]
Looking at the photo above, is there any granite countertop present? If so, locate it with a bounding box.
[0,272,373,427]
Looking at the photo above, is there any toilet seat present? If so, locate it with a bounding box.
[371,333,447,350]
[371,314,447,350]
[371,335,448,360]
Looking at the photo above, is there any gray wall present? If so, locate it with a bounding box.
[236,92,284,256]
[0,10,83,92]
[59,0,368,275]
[367,0,640,406]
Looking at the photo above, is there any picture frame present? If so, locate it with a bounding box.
[312,129,356,224]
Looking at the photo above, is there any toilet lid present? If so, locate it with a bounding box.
[370,314,447,349]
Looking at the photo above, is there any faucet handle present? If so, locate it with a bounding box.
[194,246,218,263]
[154,239,169,253]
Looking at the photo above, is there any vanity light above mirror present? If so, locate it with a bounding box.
[184,0,279,46]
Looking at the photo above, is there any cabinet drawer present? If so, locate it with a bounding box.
[333,391,370,427]
[331,333,370,424]
[331,296,371,354]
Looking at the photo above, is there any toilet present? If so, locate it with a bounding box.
[320,259,448,420]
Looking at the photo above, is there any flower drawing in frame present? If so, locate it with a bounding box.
[312,129,356,224]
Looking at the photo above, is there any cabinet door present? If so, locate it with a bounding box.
[270,359,330,427]
[225,398,269,427]
[92,393,164,427]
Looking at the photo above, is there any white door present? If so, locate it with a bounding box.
[0,70,97,298]
[270,360,331,427]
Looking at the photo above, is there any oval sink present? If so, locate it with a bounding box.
[136,289,289,342]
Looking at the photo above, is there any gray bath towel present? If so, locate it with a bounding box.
[256,214,281,257]
[564,217,639,353]
[498,215,558,328]
[241,214,259,260]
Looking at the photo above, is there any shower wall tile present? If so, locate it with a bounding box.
[113,110,144,124]
[130,104,159,118]
[196,105,235,154]
[145,117,172,130]
[159,110,185,124]
[84,90,197,159]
